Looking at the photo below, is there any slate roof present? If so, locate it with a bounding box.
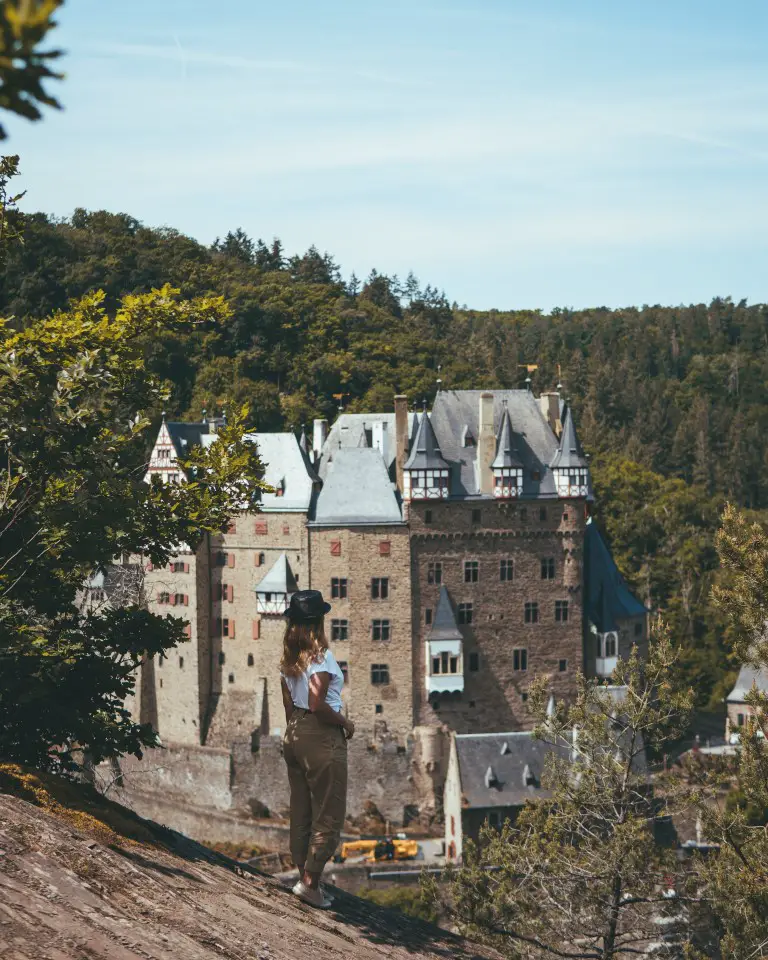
[427,586,462,642]
[491,403,524,470]
[727,664,768,703]
[311,447,403,525]
[403,410,450,471]
[255,553,298,594]
[455,732,570,809]
[242,433,316,512]
[429,390,561,498]
[549,405,589,471]
[165,422,210,457]
[584,519,647,632]
[319,412,418,481]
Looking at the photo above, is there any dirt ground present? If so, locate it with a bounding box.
[0,776,499,960]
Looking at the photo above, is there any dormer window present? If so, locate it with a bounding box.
[461,425,475,447]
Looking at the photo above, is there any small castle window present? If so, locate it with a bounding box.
[372,619,391,642]
[539,506,547,521]
[425,608,432,625]
[375,704,383,714]
[371,664,389,685]
[371,577,389,600]
[458,602,473,625]
[472,509,481,523]
[524,602,539,624]
[500,558,514,581]
[555,600,569,622]
[379,540,391,556]
[247,654,254,666]
[218,652,225,665]
[427,562,442,584]
[179,656,184,669]
[425,510,433,524]
[464,560,479,583]
[513,648,528,671]
[331,619,348,641]
[469,652,480,672]
[541,558,555,580]
[228,673,235,684]
[331,577,348,599]
[559,659,567,672]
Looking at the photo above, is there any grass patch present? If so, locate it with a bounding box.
[0,763,166,847]
[357,885,438,925]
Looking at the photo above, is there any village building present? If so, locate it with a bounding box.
[443,730,570,862]
[725,664,768,742]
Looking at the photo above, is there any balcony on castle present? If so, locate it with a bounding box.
[404,468,449,501]
[493,467,523,498]
[595,630,618,678]
[256,590,291,616]
[426,643,464,694]
[426,671,464,695]
[255,552,297,617]
[554,467,590,498]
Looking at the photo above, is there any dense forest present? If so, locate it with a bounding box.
[5,209,764,709]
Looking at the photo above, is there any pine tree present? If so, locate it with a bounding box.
[425,628,699,958]
[692,504,768,957]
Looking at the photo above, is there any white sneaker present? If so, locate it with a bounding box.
[292,879,333,909]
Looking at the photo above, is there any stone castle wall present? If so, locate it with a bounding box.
[410,498,586,733]
[308,524,414,741]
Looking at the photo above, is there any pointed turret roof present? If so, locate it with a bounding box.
[491,403,524,470]
[427,586,463,641]
[549,405,589,470]
[404,410,450,471]
[255,553,298,594]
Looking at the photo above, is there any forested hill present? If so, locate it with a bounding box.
[6,209,765,706]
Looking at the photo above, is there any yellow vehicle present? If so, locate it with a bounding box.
[336,838,419,863]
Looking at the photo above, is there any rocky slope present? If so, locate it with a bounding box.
[0,766,497,960]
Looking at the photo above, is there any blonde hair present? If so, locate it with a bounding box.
[280,618,328,677]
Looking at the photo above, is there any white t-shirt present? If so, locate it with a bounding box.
[282,649,344,713]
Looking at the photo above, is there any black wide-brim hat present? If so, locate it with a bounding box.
[284,589,332,622]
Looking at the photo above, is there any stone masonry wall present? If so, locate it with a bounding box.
[410,498,587,733]
[231,735,417,824]
[308,525,413,741]
[205,511,310,743]
[144,544,208,746]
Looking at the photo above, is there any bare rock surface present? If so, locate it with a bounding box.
[0,791,498,960]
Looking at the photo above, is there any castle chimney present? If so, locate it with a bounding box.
[539,393,562,438]
[312,419,328,460]
[478,392,495,495]
[372,419,389,465]
[394,395,409,492]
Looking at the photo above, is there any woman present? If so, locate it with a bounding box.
[280,589,354,909]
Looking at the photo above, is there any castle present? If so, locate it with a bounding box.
[108,387,647,825]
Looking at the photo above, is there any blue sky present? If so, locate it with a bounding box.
[7,0,768,309]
